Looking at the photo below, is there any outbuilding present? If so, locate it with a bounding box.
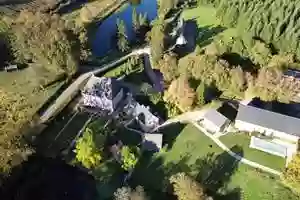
[202,109,230,133]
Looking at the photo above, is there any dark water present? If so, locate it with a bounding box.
[92,0,157,56]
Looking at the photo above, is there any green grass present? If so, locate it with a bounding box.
[131,124,298,200]
[0,67,64,116]
[181,5,236,46]
[220,133,286,171]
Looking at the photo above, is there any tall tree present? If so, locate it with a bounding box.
[117,18,129,52]
[157,53,178,82]
[0,89,33,173]
[165,75,196,111]
[169,172,207,200]
[114,186,149,200]
[11,10,79,77]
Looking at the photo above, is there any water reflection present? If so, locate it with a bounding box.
[92,0,157,56]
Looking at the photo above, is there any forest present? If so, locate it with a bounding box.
[198,0,300,60]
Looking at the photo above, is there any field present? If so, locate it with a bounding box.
[130,124,298,200]
[181,5,236,47]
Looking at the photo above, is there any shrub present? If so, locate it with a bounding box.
[74,128,102,169]
[148,19,165,64]
[121,146,138,171]
[283,154,300,192]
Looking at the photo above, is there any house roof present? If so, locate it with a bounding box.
[236,104,300,136]
[81,75,122,112]
[143,133,163,151]
[203,109,229,128]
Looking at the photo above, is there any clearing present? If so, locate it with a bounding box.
[181,5,236,47]
[130,123,298,200]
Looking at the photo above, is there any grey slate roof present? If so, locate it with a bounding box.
[203,109,229,128]
[236,104,300,136]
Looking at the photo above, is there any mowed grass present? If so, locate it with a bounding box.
[220,133,286,171]
[181,5,237,45]
[131,124,298,200]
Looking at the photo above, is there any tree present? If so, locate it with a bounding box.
[0,89,33,173]
[283,154,300,192]
[132,8,139,32]
[165,75,196,111]
[114,186,149,200]
[169,172,206,200]
[196,82,206,106]
[250,40,272,66]
[148,18,165,64]
[158,0,178,17]
[117,18,129,52]
[74,128,102,169]
[11,10,79,77]
[157,53,178,82]
[121,146,138,171]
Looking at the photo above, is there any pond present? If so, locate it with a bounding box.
[92,0,158,57]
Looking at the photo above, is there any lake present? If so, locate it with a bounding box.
[92,0,158,56]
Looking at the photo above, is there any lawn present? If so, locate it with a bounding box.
[181,5,237,47]
[130,124,298,200]
[220,133,286,171]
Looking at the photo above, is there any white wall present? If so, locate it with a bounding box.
[235,120,299,143]
[202,119,220,133]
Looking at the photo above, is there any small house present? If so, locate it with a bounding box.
[202,109,230,133]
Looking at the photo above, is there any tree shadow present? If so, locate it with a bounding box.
[130,145,243,200]
[220,52,256,73]
[198,25,226,47]
[158,123,186,150]
[0,154,97,200]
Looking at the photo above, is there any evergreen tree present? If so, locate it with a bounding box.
[117,18,129,52]
[132,8,139,32]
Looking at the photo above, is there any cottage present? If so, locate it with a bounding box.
[202,109,230,133]
[235,104,300,157]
